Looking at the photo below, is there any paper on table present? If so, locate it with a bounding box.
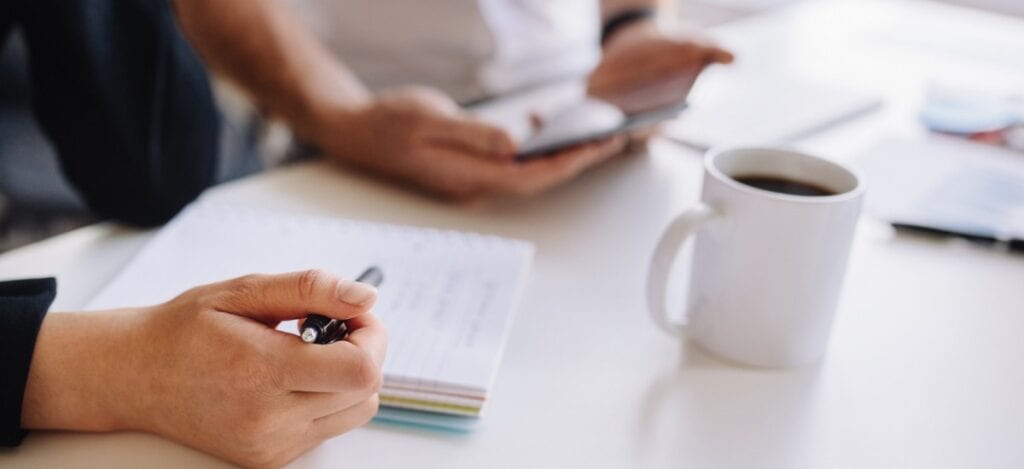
[87,201,534,407]
[854,136,1024,239]
[666,71,881,149]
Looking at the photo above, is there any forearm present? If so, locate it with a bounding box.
[172,0,370,141]
[21,311,145,433]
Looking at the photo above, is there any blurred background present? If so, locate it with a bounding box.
[683,0,1023,25]
[1,0,1021,253]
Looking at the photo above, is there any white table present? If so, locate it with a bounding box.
[3,1,1024,467]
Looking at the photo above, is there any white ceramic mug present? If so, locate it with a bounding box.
[647,147,865,367]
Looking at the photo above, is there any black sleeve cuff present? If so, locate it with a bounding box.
[0,278,56,447]
[600,7,656,45]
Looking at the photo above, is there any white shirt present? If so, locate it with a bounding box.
[286,0,601,103]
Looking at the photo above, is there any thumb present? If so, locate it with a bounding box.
[704,45,734,64]
[209,270,377,325]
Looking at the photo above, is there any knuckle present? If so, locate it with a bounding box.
[234,352,284,395]
[296,269,332,302]
[231,273,264,291]
[226,274,265,304]
[351,350,383,394]
[175,280,232,313]
[172,284,205,304]
[166,287,207,316]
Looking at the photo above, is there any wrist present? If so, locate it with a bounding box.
[21,310,152,433]
[303,97,378,165]
[288,86,362,146]
[281,57,374,148]
[293,92,369,143]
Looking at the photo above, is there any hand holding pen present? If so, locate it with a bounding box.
[302,266,384,344]
[24,270,387,467]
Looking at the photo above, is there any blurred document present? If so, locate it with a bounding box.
[667,72,881,149]
[855,137,1024,240]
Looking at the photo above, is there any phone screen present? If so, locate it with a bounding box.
[516,101,688,160]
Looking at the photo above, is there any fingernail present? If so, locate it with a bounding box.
[336,279,377,305]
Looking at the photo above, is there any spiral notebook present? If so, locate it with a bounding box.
[87,201,534,428]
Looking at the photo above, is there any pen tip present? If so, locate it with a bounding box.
[301,328,318,343]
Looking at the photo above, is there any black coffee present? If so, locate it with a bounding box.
[733,175,836,196]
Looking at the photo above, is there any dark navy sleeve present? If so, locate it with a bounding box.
[0,277,56,447]
[16,0,221,227]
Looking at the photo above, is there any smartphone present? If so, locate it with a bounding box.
[516,100,688,161]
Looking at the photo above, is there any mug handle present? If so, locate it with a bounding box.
[646,203,718,337]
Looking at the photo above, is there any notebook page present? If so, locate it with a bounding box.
[86,201,534,394]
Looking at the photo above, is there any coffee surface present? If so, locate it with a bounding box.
[733,175,836,196]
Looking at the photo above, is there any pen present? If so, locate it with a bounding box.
[891,222,1024,254]
[300,266,384,344]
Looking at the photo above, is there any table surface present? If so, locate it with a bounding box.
[3,1,1024,468]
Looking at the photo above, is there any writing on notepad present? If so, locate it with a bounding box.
[87,201,534,416]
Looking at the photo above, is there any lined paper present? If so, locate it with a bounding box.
[87,201,533,414]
